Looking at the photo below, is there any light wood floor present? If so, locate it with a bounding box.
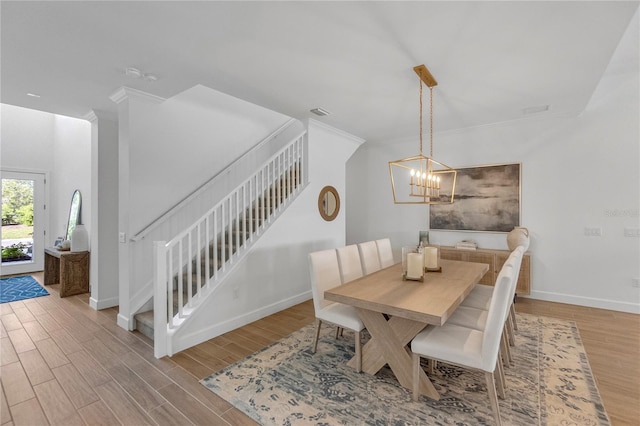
[1,273,638,425]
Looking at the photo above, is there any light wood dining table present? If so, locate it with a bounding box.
[324,259,488,400]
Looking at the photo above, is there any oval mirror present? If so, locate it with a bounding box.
[66,190,82,240]
[318,186,340,221]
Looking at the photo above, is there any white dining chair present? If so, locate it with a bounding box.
[375,238,395,268]
[446,247,525,365]
[458,246,525,346]
[358,241,381,275]
[336,245,364,284]
[411,266,516,426]
[308,249,365,372]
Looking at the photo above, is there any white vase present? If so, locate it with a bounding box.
[506,227,530,251]
[71,224,89,252]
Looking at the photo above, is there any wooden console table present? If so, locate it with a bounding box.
[44,248,89,297]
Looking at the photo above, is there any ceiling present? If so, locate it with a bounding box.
[1,1,638,144]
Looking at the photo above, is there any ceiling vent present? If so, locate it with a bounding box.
[522,105,550,115]
[310,107,331,116]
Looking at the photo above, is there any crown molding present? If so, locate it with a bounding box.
[307,118,366,147]
[109,86,166,105]
[82,111,98,123]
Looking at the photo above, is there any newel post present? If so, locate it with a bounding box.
[153,241,168,358]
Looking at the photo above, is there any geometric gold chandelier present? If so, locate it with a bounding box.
[388,64,457,204]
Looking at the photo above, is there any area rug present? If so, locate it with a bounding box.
[0,275,49,304]
[201,313,610,425]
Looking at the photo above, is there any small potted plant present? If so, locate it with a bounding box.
[1,243,31,262]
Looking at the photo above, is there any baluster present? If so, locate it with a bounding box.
[177,239,183,318]
[221,200,226,270]
[255,173,260,235]
[213,208,218,279]
[168,246,174,328]
[249,177,253,241]
[277,152,282,207]
[284,147,288,198]
[187,231,192,306]
[242,184,247,248]
[266,164,271,224]
[204,214,210,284]
[235,190,240,258]
[196,223,202,298]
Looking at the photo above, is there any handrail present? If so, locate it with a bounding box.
[132,118,303,242]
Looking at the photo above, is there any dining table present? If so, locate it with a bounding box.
[324,259,489,400]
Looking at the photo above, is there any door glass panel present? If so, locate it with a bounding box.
[1,171,45,275]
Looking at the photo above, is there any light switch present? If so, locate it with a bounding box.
[119,232,126,243]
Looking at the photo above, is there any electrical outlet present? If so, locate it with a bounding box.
[583,227,602,237]
[624,228,640,237]
[118,232,126,243]
[632,278,640,288]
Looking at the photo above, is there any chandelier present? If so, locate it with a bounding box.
[388,65,456,204]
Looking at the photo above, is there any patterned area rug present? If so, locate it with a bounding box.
[0,275,49,304]
[201,313,610,425]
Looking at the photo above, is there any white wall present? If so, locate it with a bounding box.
[0,104,91,247]
[347,16,639,313]
[119,85,292,234]
[51,114,92,240]
[172,119,364,351]
[1,104,55,171]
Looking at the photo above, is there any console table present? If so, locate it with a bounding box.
[440,246,531,295]
[44,248,90,297]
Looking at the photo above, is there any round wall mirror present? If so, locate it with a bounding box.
[318,186,340,221]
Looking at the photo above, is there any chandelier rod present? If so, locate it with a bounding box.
[429,85,434,158]
[418,79,435,158]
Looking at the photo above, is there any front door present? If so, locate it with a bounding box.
[1,170,46,275]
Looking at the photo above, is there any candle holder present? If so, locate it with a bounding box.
[423,244,442,273]
[402,246,424,282]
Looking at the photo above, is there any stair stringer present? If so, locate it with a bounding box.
[163,182,311,356]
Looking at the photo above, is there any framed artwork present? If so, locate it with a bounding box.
[429,163,521,232]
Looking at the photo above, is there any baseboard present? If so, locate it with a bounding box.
[170,290,312,355]
[89,296,119,310]
[527,290,640,314]
[117,313,132,330]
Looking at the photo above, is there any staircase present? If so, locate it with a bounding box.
[134,166,299,338]
[135,134,307,358]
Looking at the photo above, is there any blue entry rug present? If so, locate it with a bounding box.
[0,275,49,304]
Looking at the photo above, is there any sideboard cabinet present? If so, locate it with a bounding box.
[440,246,530,295]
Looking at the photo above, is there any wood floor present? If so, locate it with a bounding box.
[1,273,638,425]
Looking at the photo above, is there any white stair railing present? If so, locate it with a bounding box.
[153,135,305,358]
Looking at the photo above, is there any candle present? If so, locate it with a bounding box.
[424,247,438,269]
[406,253,424,279]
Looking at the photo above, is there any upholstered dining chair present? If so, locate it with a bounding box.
[336,245,364,284]
[375,238,395,268]
[457,246,525,347]
[358,241,382,275]
[445,247,525,365]
[411,266,516,426]
[308,249,364,372]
